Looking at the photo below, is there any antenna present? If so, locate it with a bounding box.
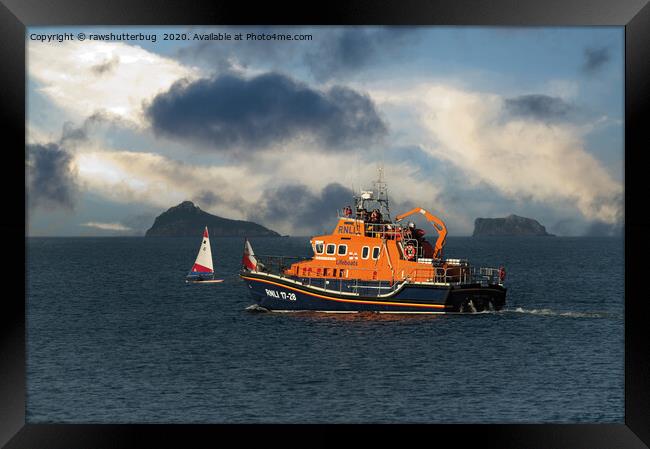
[371,163,391,219]
[374,164,387,200]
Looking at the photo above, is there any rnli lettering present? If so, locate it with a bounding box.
[338,223,360,235]
[265,289,296,301]
[336,259,358,266]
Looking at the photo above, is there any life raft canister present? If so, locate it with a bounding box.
[405,244,416,260]
[498,266,506,282]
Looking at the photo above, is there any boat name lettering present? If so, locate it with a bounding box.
[265,289,296,301]
[336,259,358,266]
[338,224,359,235]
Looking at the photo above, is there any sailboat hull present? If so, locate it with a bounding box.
[186,279,224,284]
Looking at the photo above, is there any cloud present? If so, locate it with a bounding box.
[174,27,421,83]
[249,183,353,235]
[145,72,387,153]
[90,54,120,76]
[121,213,157,234]
[26,143,78,210]
[582,46,610,73]
[175,26,302,74]
[304,28,421,81]
[504,94,575,122]
[551,216,623,236]
[28,40,199,123]
[584,219,623,236]
[59,111,131,147]
[193,190,221,208]
[75,150,256,216]
[381,83,622,226]
[81,221,131,231]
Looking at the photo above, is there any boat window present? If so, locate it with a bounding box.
[361,246,370,259]
[315,242,324,254]
[338,244,347,255]
[372,246,380,260]
[326,243,336,255]
[323,268,329,277]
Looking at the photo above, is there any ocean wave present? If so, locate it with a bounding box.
[506,307,614,319]
[245,304,270,313]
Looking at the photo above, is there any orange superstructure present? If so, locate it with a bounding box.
[282,175,466,285]
[285,216,465,284]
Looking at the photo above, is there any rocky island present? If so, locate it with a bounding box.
[473,214,554,237]
[145,201,280,237]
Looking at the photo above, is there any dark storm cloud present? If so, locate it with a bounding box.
[26,143,77,210]
[145,72,387,152]
[250,183,354,234]
[304,28,421,81]
[248,181,424,235]
[582,47,610,73]
[504,94,576,122]
[90,55,120,76]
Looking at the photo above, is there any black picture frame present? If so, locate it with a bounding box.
[3,0,649,447]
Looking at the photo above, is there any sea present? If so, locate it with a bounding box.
[26,236,624,423]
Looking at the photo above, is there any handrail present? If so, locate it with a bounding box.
[248,254,504,288]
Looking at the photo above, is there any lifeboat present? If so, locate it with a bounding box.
[239,174,507,313]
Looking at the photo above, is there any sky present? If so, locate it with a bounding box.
[26,26,624,236]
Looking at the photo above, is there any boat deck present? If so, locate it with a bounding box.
[247,255,503,298]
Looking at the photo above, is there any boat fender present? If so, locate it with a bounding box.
[405,244,416,260]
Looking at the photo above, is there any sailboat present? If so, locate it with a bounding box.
[186,226,223,284]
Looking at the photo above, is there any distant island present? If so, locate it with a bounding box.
[145,201,280,237]
[473,214,554,237]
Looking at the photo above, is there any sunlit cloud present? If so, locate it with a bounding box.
[370,83,623,225]
[28,40,201,124]
[81,221,132,231]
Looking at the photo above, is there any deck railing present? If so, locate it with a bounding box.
[248,255,405,296]
[247,255,504,293]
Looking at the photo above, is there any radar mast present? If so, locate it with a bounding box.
[354,165,391,221]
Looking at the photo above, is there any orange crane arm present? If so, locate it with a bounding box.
[395,207,447,260]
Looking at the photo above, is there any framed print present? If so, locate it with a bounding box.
[2,0,649,447]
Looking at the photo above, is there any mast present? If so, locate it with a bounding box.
[373,163,390,219]
[353,165,391,221]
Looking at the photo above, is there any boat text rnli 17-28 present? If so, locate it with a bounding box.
[239,171,506,313]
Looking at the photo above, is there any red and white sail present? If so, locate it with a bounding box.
[190,227,213,275]
[242,238,260,271]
